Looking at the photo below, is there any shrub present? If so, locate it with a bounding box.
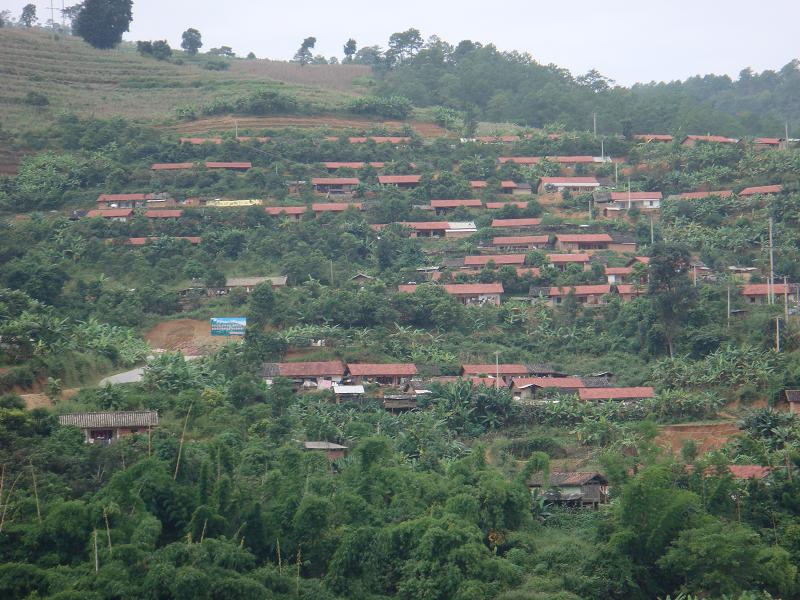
[23,91,49,107]
[204,59,230,71]
[348,95,413,119]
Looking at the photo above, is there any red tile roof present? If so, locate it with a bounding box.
[739,184,782,196]
[470,180,488,188]
[493,235,549,245]
[578,387,654,401]
[399,221,450,231]
[349,136,410,144]
[144,209,183,218]
[322,161,385,169]
[678,190,733,199]
[500,180,518,189]
[311,177,360,186]
[205,161,252,169]
[236,136,270,143]
[556,233,613,243]
[278,361,346,377]
[348,363,418,376]
[491,218,542,228]
[311,203,362,212]
[547,253,590,263]
[604,267,633,275]
[378,175,421,184]
[498,156,541,165]
[463,364,528,375]
[265,206,306,215]
[516,267,541,277]
[430,199,482,208]
[609,191,663,200]
[180,137,222,145]
[616,284,645,295]
[540,176,600,185]
[549,285,611,296]
[485,201,529,209]
[126,237,148,245]
[464,254,526,266]
[741,283,790,296]
[151,162,194,171]
[633,134,673,142]
[513,377,584,389]
[443,283,504,295]
[97,193,148,202]
[87,209,133,218]
[398,283,504,295]
[683,134,738,144]
[552,155,596,164]
[754,138,781,145]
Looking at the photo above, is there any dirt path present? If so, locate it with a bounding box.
[165,115,450,138]
[145,319,240,356]
[656,422,740,455]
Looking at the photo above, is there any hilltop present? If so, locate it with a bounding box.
[0,28,375,130]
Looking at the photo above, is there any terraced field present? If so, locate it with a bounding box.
[0,28,372,130]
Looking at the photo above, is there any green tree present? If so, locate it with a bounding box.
[73,0,133,49]
[658,521,796,598]
[648,243,696,357]
[247,282,275,329]
[20,4,37,27]
[181,28,202,55]
[343,38,357,62]
[293,36,316,66]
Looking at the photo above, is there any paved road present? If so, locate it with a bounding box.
[99,367,145,385]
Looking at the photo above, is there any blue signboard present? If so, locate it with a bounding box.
[210,317,247,336]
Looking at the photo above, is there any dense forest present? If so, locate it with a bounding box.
[366,33,800,137]
[3,8,800,600]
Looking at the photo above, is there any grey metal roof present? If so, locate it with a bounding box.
[303,441,348,450]
[225,276,287,288]
[261,363,280,377]
[58,411,158,429]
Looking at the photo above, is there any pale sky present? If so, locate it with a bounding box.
[6,0,799,85]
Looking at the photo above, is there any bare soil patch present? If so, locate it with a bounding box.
[657,422,740,455]
[145,319,240,356]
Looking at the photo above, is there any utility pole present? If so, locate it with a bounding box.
[592,112,597,137]
[769,217,775,305]
[600,138,605,159]
[727,285,731,329]
[785,275,789,322]
[776,317,781,352]
[614,161,618,185]
[649,216,654,245]
[495,350,500,383]
[49,0,56,26]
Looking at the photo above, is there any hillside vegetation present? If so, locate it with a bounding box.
[0,29,372,130]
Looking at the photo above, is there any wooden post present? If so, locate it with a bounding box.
[277,539,282,574]
[103,507,113,556]
[29,461,41,523]
[200,518,208,543]
[174,403,193,481]
[0,471,23,533]
[93,528,99,572]
[296,546,301,597]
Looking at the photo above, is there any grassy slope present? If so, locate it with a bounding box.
[0,28,373,131]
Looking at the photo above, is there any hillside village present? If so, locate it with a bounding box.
[2,15,800,600]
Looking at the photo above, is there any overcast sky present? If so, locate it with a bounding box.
[6,0,799,85]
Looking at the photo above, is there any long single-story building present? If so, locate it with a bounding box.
[262,361,346,389]
[398,283,504,306]
[539,177,600,193]
[347,363,418,386]
[311,177,360,194]
[554,234,613,252]
[59,411,158,444]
